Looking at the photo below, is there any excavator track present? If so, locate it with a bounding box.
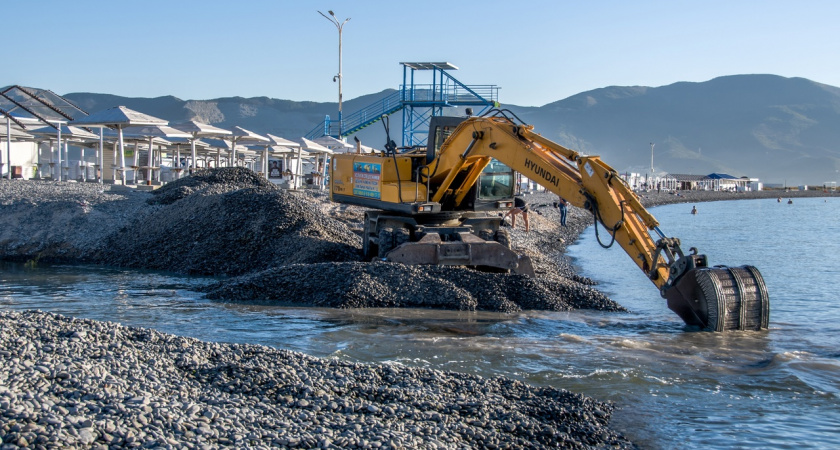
[665,265,770,331]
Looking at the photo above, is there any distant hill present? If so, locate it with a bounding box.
[510,75,840,185]
[64,75,840,185]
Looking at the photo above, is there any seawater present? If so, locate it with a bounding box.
[1,197,838,448]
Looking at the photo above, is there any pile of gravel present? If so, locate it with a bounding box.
[146,167,277,206]
[0,179,154,262]
[202,261,621,313]
[0,310,632,449]
[94,168,362,276]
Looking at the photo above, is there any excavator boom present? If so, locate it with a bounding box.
[329,112,769,331]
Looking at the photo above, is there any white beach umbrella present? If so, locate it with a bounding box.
[249,134,302,178]
[170,120,232,174]
[202,138,247,168]
[124,125,191,184]
[300,137,333,154]
[300,138,334,189]
[1,121,34,139]
[312,135,354,152]
[69,106,168,184]
[267,134,301,148]
[29,124,99,181]
[228,126,269,166]
[0,119,34,179]
[166,137,211,176]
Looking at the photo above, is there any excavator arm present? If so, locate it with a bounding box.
[427,113,769,331]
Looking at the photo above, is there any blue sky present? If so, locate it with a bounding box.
[5,0,839,107]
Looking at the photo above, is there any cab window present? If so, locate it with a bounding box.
[478,160,514,199]
[434,126,454,155]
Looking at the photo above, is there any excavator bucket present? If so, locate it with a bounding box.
[664,265,770,331]
[384,232,536,276]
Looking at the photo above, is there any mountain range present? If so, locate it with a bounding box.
[64,74,840,185]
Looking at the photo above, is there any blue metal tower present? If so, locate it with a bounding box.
[398,62,498,147]
[305,62,499,147]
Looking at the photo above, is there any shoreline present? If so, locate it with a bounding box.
[0,173,835,448]
[633,187,833,208]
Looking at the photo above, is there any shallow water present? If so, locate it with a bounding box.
[1,197,838,448]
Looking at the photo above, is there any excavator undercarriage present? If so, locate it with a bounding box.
[361,211,535,276]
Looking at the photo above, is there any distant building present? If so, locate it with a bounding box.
[670,174,713,191]
[665,173,762,191]
[707,173,752,191]
[619,172,677,191]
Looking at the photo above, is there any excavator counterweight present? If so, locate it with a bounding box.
[329,111,769,331]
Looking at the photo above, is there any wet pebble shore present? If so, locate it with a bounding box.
[1,310,632,449]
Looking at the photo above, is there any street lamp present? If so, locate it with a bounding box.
[649,142,655,174]
[318,10,350,137]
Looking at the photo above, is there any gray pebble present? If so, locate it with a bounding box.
[0,309,632,448]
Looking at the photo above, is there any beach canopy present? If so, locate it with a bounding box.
[0,85,88,129]
[1,86,89,179]
[300,137,333,154]
[170,120,232,137]
[167,137,211,148]
[69,106,167,128]
[272,147,310,156]
[1,121,34,139]
[170,120,232,174]
[27,124,101,181]
[224,126,268,166]
[266,133,301,148]
[300,138,333,190]
[232,126,270,142]
[126,126,192,183]
[124,125,191,140]
[29,124,99,141]
[312,135,353,151]
[202,138,249,152]
[68,106,169,184]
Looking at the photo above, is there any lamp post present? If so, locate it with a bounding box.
[318,10,350,137]
[649,142,655,174]
[649,142,655,191]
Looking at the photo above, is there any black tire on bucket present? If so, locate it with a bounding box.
[693,265,770,331]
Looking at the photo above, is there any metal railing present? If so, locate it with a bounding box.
[400,83,499,105]
[305,91,404,139]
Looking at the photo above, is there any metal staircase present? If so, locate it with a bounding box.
[306,90,402,139]
[305,62,499,146]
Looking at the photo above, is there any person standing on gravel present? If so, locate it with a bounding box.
[504,195,530,232]
[555,196,568,226]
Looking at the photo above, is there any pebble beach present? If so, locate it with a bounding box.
[0,170,833,448]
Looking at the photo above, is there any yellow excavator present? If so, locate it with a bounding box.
[329,111,769,331]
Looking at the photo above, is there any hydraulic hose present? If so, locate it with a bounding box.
[587,194,626,249]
